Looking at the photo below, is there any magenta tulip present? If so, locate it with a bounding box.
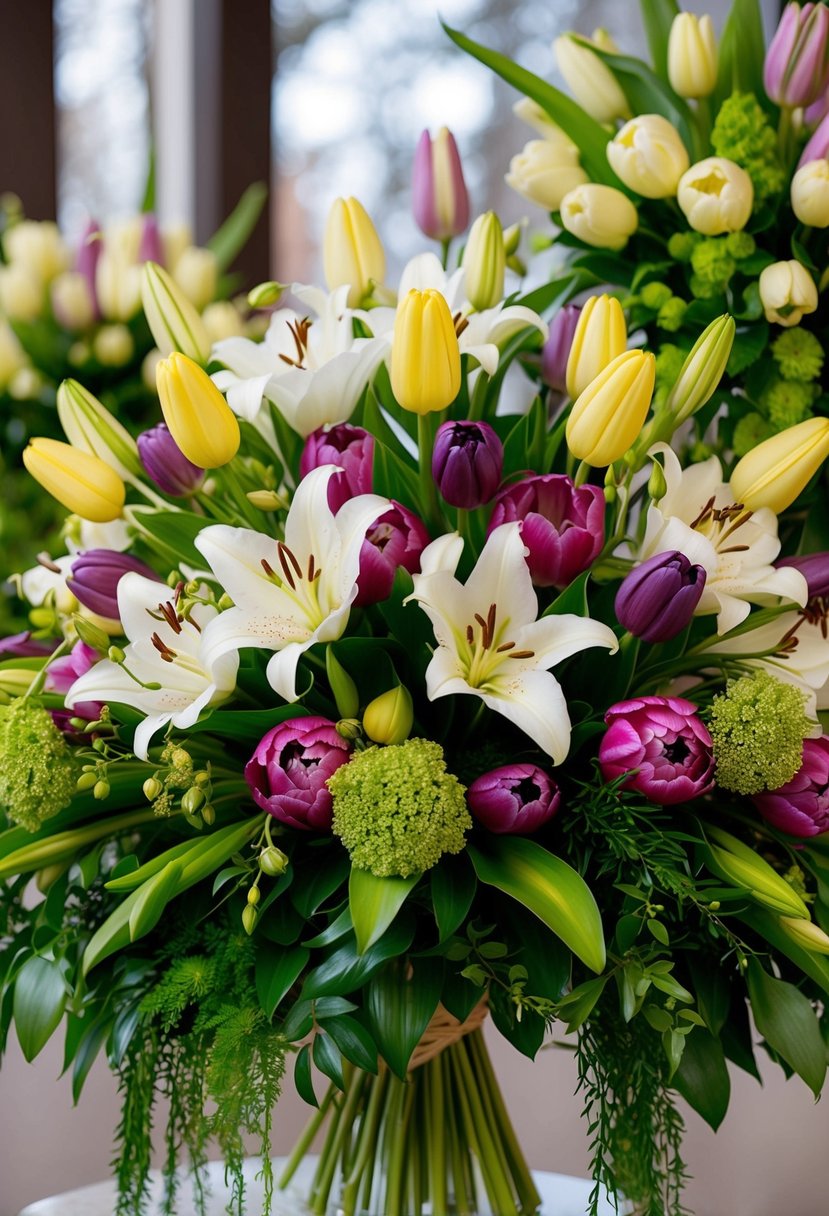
[355,501,430,606]
[488,474,604,589]
[245,716,352,831]
[599,696,715,805]
[467,764,561,834]
[299,423,375,512]
[753,735,829,837]
[46,641,102,729]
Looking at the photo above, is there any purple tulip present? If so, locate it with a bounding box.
[541,305,581,394]
[46,641,102,729]
[804,89,829,128]
[300,424,375,513]
[432,420,503,509]
[615,551,706,643]
[488,474,605,589]
[412,128,470,242]
[355,501,430,607]
[764,2,829,107]
[69,550,159,622]
[468,764,561,834]
[0,631,53,658]
[776,552,829,599]
[138,423,205,497]
[75,219,102,321]
[137,214,165,265]
[599,696,715,806]
[753,736,829,837]
[245,716,352,831]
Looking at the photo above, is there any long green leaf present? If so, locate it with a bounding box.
[256,944,309,1019]
[583,40,695,156]
[349,868,419,955]
[674,1029,731,1130]
[13,956,66,1062]
[714,0,770,115]
[207,182,268,272]
[366,959,442,1079]
[469,838,606,974]
[735,907,829,998]
[746,959,826,1096]
[442,24,620,186]
[639,0,680,82]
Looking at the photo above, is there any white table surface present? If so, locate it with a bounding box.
[18,1155,622,1215]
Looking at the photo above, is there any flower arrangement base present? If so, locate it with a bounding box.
[279,1014,541,1216]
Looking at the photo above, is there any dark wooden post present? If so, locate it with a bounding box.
[0,3,56,219]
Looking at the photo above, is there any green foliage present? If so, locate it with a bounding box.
[711,93,785,204]
[708,672,811,795]
[0,697,76,831]
[772,328,824,382]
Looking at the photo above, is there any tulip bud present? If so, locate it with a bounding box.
[141,261,211,363]
[390,288,461,415]
[607,114,690,199]
[505,137,588,212]
[412,127,470,242]
[173,245,218,311]
[554,31,629,124]
[705,825,809,918]
[0,263,43,321]
[730,416,829,513]
[764,1,829,108]
[468,764,561,834]
[363,685,414,746]
[758,259,818,327]
[565,294,627,400]
[23,438,126,522]
[156,352,241,468]
[677,158,754,235]
[779,915,829,954]
[326,647,360,720]
[75,220,102,319]
[662,314,735,426]
[615,551,706,643]
[541,304,581,394]
[137,422,205,496]
[56,378,143,479]
[667,13,718,99]
[69,549,159,622]
[93,323,134,367]
[323,196,386,308]
[95,251,142,322]
[776,552,829,598]
[432,420,503,509]
[559,184,639,251]
[462,212,505,311]
[566,349,655,467]
[50,271,96,331]
[799,110,829,166]
[791,159,829,226]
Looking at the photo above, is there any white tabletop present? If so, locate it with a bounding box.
[18,1155,621,1215]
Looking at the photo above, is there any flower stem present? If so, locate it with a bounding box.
[418,413,444,533]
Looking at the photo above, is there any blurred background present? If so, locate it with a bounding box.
[2,1,828,1214]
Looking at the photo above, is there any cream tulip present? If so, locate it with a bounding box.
[0,263,43,322]
[667,13,718,99]
[607,115,690,199]
[676,157,754,235]
[505,138,588,211]
[791,160,829,227]
[559,184,639,250]
[554,31,630,124]
[4,221,69,283]
[758,260,818,327]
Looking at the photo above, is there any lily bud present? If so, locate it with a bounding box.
[677,158,754,235]
[247,281,286,309]
[791,160,829,226]
[201,301,245,343]
[56,378,142,479]
[172,245,218,311]
[565,294,627,400]
[566,349,655,467]
[607,114,690,199]
[616,551,706,642]
[137,422,205,497]
[141,261,211,363]
[505,137,588,211]
[50,271,95,330]
[432,420,504,509]
[554,30,629,124]
[390,288,461,415]
[363,685,414,746]
[412,127,470,242]
[667,13,718,99]
[463,212,505,311]
[560,184,639,251]
[779,916,829,954]
[758,259,818,327]
[156,352,241,469]
[541,304,581,394]
[662,314,735,426]
[730,416,829,513]
[764,1,829,107]
[259,845,289,877]
[705,825,809,918]
[323,196,386,308]
[23,438,125,522]
[326,647,360,720]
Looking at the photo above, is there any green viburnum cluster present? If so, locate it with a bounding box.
[708,672,810,795]
[736,329,826,452]
[0,698,76,831]
[711,92,785,203]
[329,738,470,877]
[771,328,824,383]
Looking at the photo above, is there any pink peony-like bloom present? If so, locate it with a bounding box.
[753,736,829,837]
[245,716,352,831]
[488,474,604,589]
[467,763,561,834]
[355,501,430,606]
[599,696,715,805]
[299,423,375,512]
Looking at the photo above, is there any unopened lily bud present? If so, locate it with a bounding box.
[336,718,363,741]
[247,885,261,906]
[554,31,629,124]
[51,271,96,330]
[71,614,112,652]
[667,13,718,99]
[759,259,818,327]
[108,645,126,664]
[566,294,627,400]
[93,780,110,800]
[156,352,241,468]
[242,903,257,935]
[326,647,360,720]
[560,184,639,251]
[648,459,668,504]
[259,845,289,876]
[391,288,461,414]
[791,160,829,226]
[607,114,690,199]
[730,416,829,513]
[247,281,286,309]
[502,222,523,257]
[0,668,37,696]
[323,196,386,308]
[181,787,206,815]
[412,127,470,242]
[143,776,164,801]
[463,212,505,311]
[779,915,829,954]
[76,771,100,792]
[141,261,211,363]
[705,825,809,918]
[363,685,414,746]
[566,349,655,467]
[201,804,215,825]
[663,314,736,426]
[93,324,134,367]
[23,438,125,522]
[56,378,143,479]
[505,137,588,211]
[246,489,284,510]
[172,246,218,311]
[677,158,754,235]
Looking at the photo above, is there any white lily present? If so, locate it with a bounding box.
[367,252,548,376]
[405,523,618,763]
[210,283,388,438]
[195,465,388,702]
[65,573,239,760]
[639,445,807,635]
[19,555,77,615]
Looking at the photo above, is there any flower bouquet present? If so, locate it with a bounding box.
[4,4,829,1215]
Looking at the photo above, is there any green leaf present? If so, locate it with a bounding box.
[727,322,769,376]
[442,24,619,186]
[349,868,419,955]
[256,944,309,1019]
[542,569,590,618]
[713,0,770,116]
[647,919,670,946]
[431,855,476,942]
[313,1030,344,1090]
[687,958,731,1036]
[674,1029,731,1130]
[301,915,415,999]
[736,906,829,999]
[128,507,208,569]
[291,853,350,919]
[556,976,608,1033]
[469,838,606,974]
[366,959,443,1079]
[207,182,268,272]
[128,861,184,941]
[303,907,353,949]
[639,0,680,81]
[746,959,827,1097]
[13,956,66,1061]
[294,1043,317,1107]
[323,1014,378,1073]
[189,706,310,743]
[583,40,695,155]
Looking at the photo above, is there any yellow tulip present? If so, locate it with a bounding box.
[559,183,639,251]
[505,138,588,211]
[363,685,414,746]
[156,352,241,468]
[730,416,829,513]
[566,349,655,467]
[462,212,505,311]
[23,437,125,522]
[565,294,627,400]
[667,13,718,99]
[141,261,211,363]
[390,289,461,415]
[323,196,386,308]
[677,157,753,235]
